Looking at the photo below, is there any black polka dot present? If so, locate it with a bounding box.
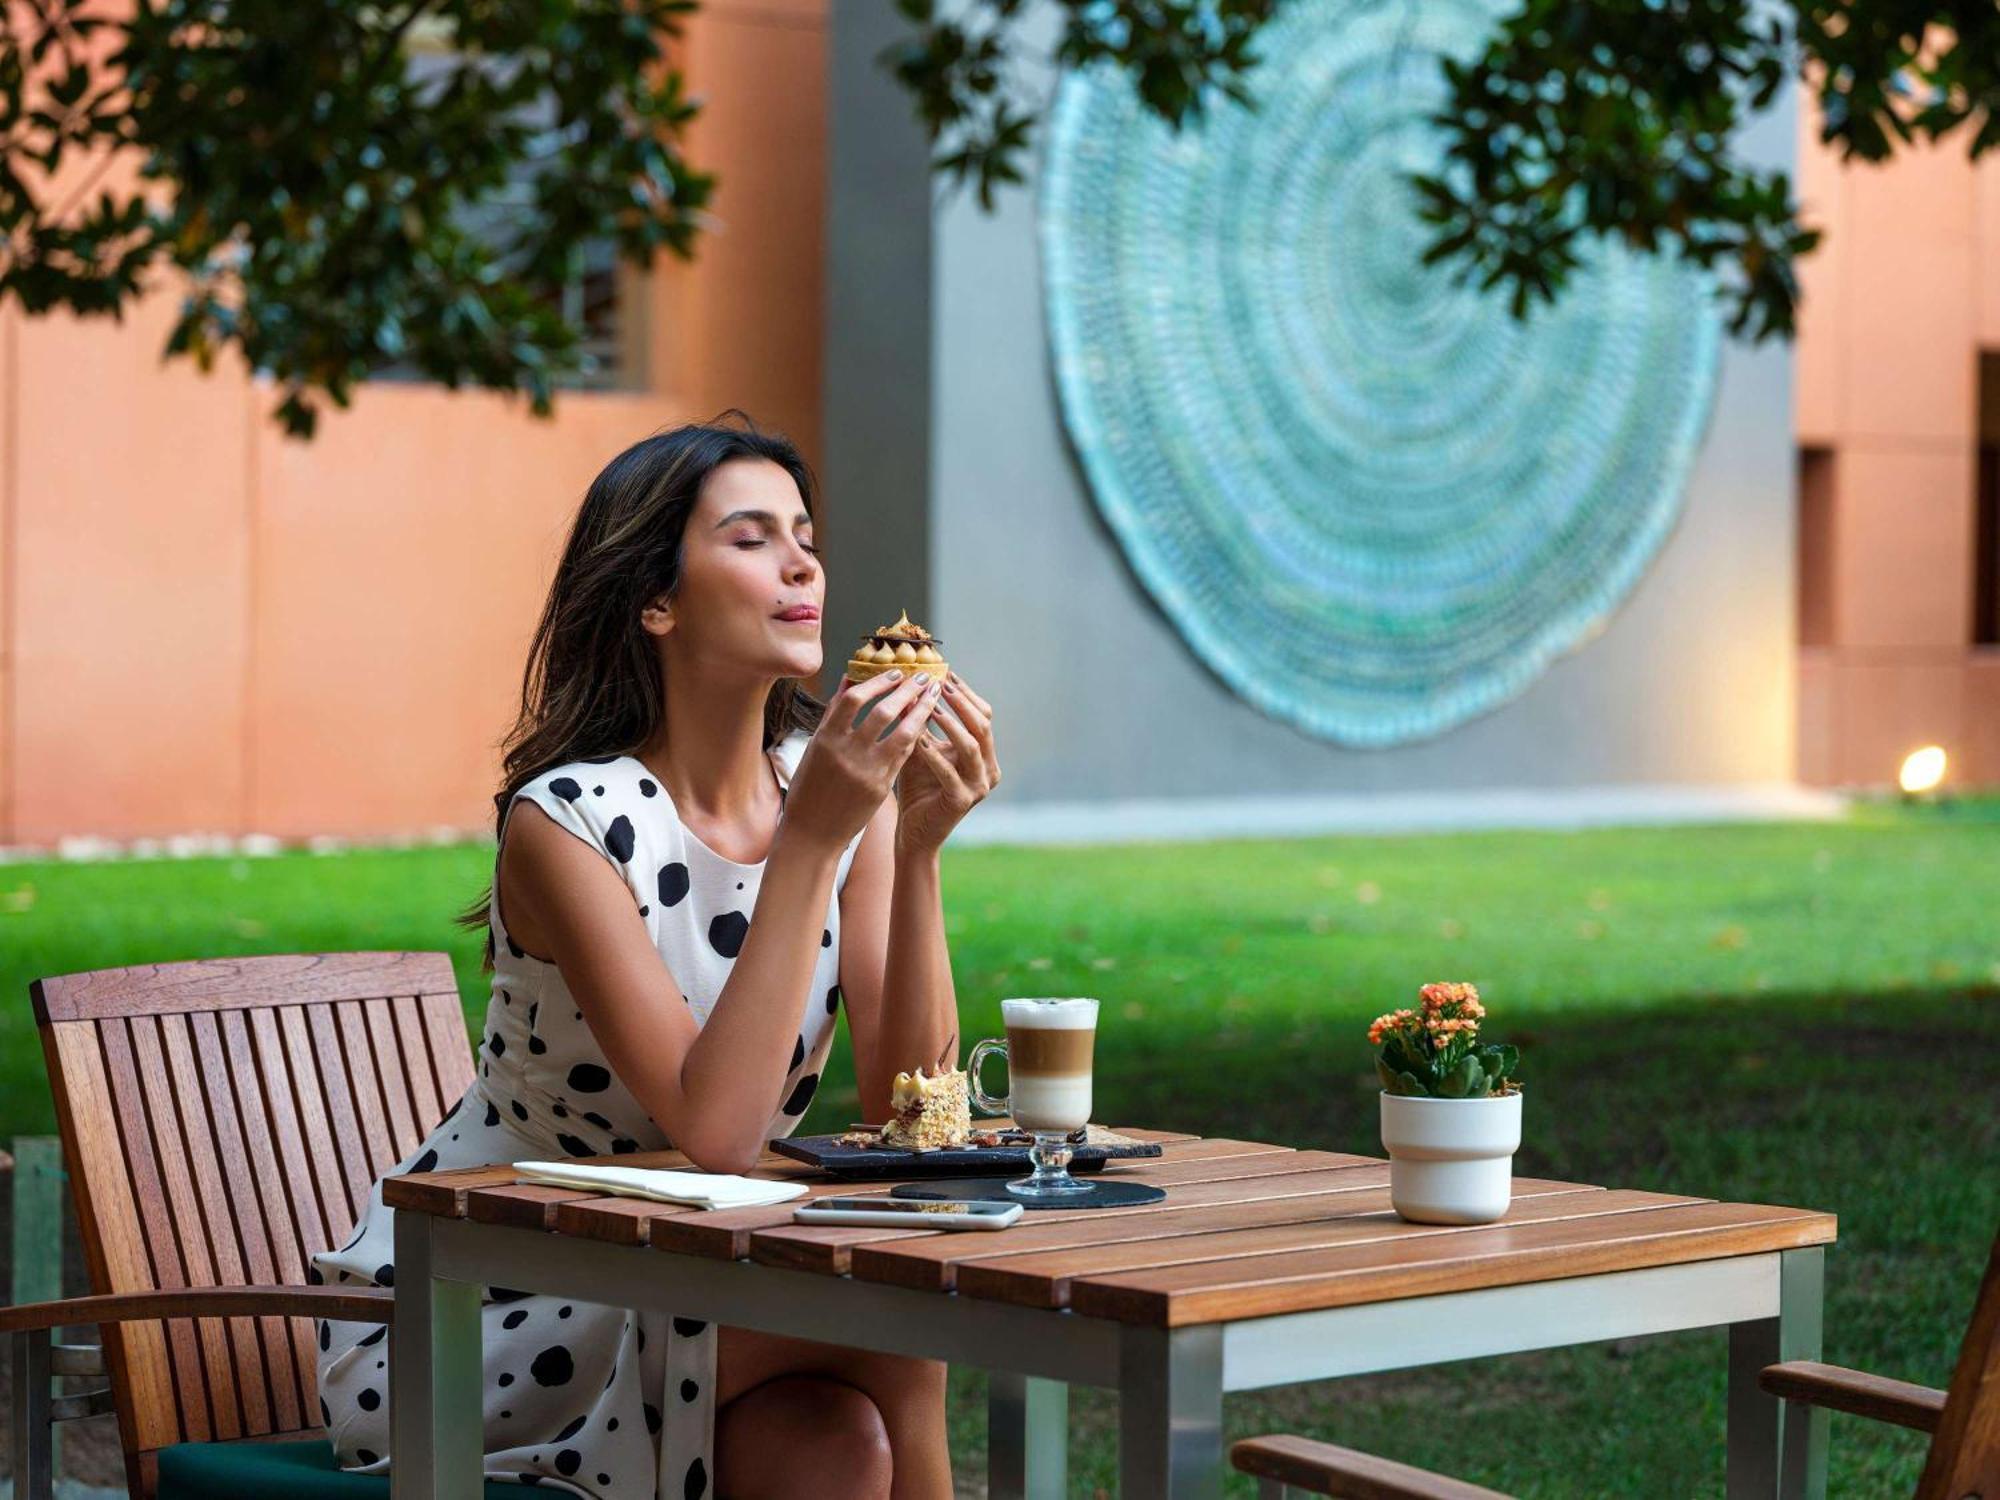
[357,1388,381,1411]
[410,1148,438,1174]
[612,1138,638,1154]
[598,1475,611,1487]
[487,1032,506,1057]
[679,1377,699,1402]
[556,1450,582,1477]
[583,1111,613,1130]
[607,1417,619,1432]
[640,778,658,797]
[512,1100,530,1122]
[555,1415,587,1441]
[826,984,841,1016]
[639,905,650,917]
[499,989,511,1006]
[485,1102,501,1128]
[684,1456,707,1499]
[735,881,744,891]
[568,1064,612,1094]
[558,1132,590,1156]
[708,911,749,958]
[645,1403,662,1435]
[790,1035,805,1072]
[592,785,605,797]
[518,1475,541,1487]
[499,1372,515,1387]
[318,1320,330,1350]
[359,1325,386,1347]
[501,1410,512,1420]
[357,1449,378,1466]
[531,1345,575,1386]
[559,1305,573,1318]
[672,1317,707,1337]
[821,928,832,948]
[506,934,526,960]
[374,1264,395,1288]
[529,1035,547,1055]
[551,1104,567,1118]
[782,1073,819,1115]
[605,815,636,863]
[444,1094,465,1121]
[502,1310,529,1329]
[657,862,690,907]
[548,777,583,802]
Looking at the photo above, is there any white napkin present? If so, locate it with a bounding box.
[513,1160,807,1211]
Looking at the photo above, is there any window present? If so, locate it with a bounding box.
[371,31,647,392]
[1798,446,1835,648]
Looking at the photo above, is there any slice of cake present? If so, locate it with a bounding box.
[880,1064,971,1151]
[846,609,948,685]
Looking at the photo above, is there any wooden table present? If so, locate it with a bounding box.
[385,1129,1835,1499]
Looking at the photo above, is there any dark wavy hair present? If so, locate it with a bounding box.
[457,412,825,965]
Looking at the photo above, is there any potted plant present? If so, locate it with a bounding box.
[1370,982,1522,1224]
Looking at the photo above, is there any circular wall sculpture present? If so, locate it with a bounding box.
[1040,0,1722,747]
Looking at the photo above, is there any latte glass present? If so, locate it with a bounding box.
[968,997,1099,1200]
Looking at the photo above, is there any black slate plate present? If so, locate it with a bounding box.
[768,1130,1163,1180]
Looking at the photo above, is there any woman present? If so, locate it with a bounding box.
[313,416,1000,1500]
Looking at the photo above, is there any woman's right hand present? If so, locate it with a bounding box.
[781,670,944,851]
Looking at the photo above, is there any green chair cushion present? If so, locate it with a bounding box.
[157,1438,530,1499]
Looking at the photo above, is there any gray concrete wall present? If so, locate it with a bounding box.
[828,2,1798,806]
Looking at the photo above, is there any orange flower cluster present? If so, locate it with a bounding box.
[1370,982,1486,1051]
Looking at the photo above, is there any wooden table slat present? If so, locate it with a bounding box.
[1067,1200,1837,1326]
[740,1148,1369,1275]
[954,1186,1692,1309]
[847,1171,1590,1292]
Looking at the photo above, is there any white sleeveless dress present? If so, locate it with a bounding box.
[313,733,859,1500]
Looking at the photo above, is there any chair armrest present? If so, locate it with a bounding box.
[1758,1360,1945,1434]
[0,1284,391,1336]
[1231,1435,1514,1499]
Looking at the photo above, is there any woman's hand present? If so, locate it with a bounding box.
[894,671,1000,855]
[782,670,944,852]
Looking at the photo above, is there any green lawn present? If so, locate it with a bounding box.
[3,800,1997,1496]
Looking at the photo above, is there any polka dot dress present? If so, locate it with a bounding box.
[313,733,859,1499]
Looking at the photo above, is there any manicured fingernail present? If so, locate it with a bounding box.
[941,681,957,694]
[913,671,932,684]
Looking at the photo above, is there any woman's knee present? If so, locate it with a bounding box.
[716,1374,892,1497]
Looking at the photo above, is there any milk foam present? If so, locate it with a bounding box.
[1001,997,1099,1029]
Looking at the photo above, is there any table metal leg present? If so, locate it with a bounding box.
[988,1371,1068,1500]
[1119,1325,1224,1499]
[390,1211,484,1500]
[1726,1247,1827,1500]
[10,1328,53,1500]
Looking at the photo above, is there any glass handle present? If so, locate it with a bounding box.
[966,1038,1009,1117]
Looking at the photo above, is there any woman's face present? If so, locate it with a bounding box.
[657,457,824,681]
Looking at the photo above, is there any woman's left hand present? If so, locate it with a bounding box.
[894,672,1000,854]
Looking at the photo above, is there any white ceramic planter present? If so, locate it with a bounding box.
[1379,1090,1523,1225]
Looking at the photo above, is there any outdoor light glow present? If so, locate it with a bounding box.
[1898,746,1947,794]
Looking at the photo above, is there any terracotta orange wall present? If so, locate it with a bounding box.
[1794,102,2000,787]
[0,0,827,846]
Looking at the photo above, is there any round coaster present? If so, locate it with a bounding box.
[890,1177,1166,1211]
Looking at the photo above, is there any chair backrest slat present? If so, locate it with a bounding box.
[1917,1229,2000,1499]
[32,952,473,1496]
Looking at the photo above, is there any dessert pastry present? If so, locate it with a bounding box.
[879,1064,972,1151]
[846,609,948,685]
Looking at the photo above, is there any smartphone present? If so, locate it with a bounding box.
[791,1195,1023,1230]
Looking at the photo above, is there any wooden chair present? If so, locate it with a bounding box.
[1,952,514,1500]
[1230,1228,2000,1499]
